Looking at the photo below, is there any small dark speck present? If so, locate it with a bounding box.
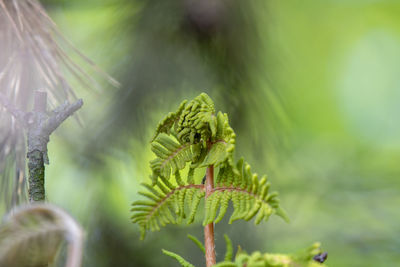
[201,176,206,184]
[313,252,328,263]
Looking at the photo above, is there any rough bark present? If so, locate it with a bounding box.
[26,92,83,202]
[28,150,45,202]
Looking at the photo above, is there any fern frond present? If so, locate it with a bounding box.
[202,112,236,168]
[224,234,233,262]
[213,262,238,267]
[149,93,238,187]
[133,93,288,242]
[231,242,327,267]
[204,160,288,226]
[0,204,83,267]
[162,249,195,267]
[152,100,187,141]
[187,189,205,224]
[293,242,325,263]
[177,93,216,144]
[161,241,327,267]
[187,234,205,254]
[150,133,195,183]
[131,169,205,239]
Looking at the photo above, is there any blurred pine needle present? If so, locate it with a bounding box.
[0,0,118,212]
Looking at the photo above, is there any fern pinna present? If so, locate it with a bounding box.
[131,93,326,267]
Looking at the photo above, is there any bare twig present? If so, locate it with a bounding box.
[26,91,83,202]
[1,91,84,202]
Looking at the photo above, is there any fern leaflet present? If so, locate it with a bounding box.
[131,169,205,239]
[162,249,195,267]
[152,100,187,141]
[203,159,288,225]
[150,133,196,183]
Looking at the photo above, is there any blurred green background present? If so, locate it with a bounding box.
[36,0,400,266]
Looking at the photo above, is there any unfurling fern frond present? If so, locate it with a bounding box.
[152,100,187,141]
[148,93,236,185]
[176,93,216,144]
[0,204,83,267]
[149,93,219,185]
[201,112,236,168]
[203,159,288,226]
[131,94,326,266]
[132,93,287,239]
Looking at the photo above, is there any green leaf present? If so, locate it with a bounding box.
[0,204,83,267]
[224,234,233,262]
[131,183,205,239]
[150,134,194,183]
[132,93,289,242]
[208,159,287,226]
[162,249,195,267]
[212,262,237,267]
[201,112,236,168]
[152,100,187,141]
[187,234,205,254]
[177,93,215,143]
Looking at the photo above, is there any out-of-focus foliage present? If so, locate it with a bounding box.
[0,204,83,267]
[164,235,327,267]
[213,242,327,267]
[0,0,398,266]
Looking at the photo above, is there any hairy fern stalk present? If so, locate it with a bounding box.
[131,93,313,267]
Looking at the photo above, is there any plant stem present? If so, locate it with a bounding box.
[26,91,83,202]
[204,165,216,267]
[28,91,47,202]
[28,150,45,202]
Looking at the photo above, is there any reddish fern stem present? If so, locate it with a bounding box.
[211,139,227,145]
[204,165,216,267]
